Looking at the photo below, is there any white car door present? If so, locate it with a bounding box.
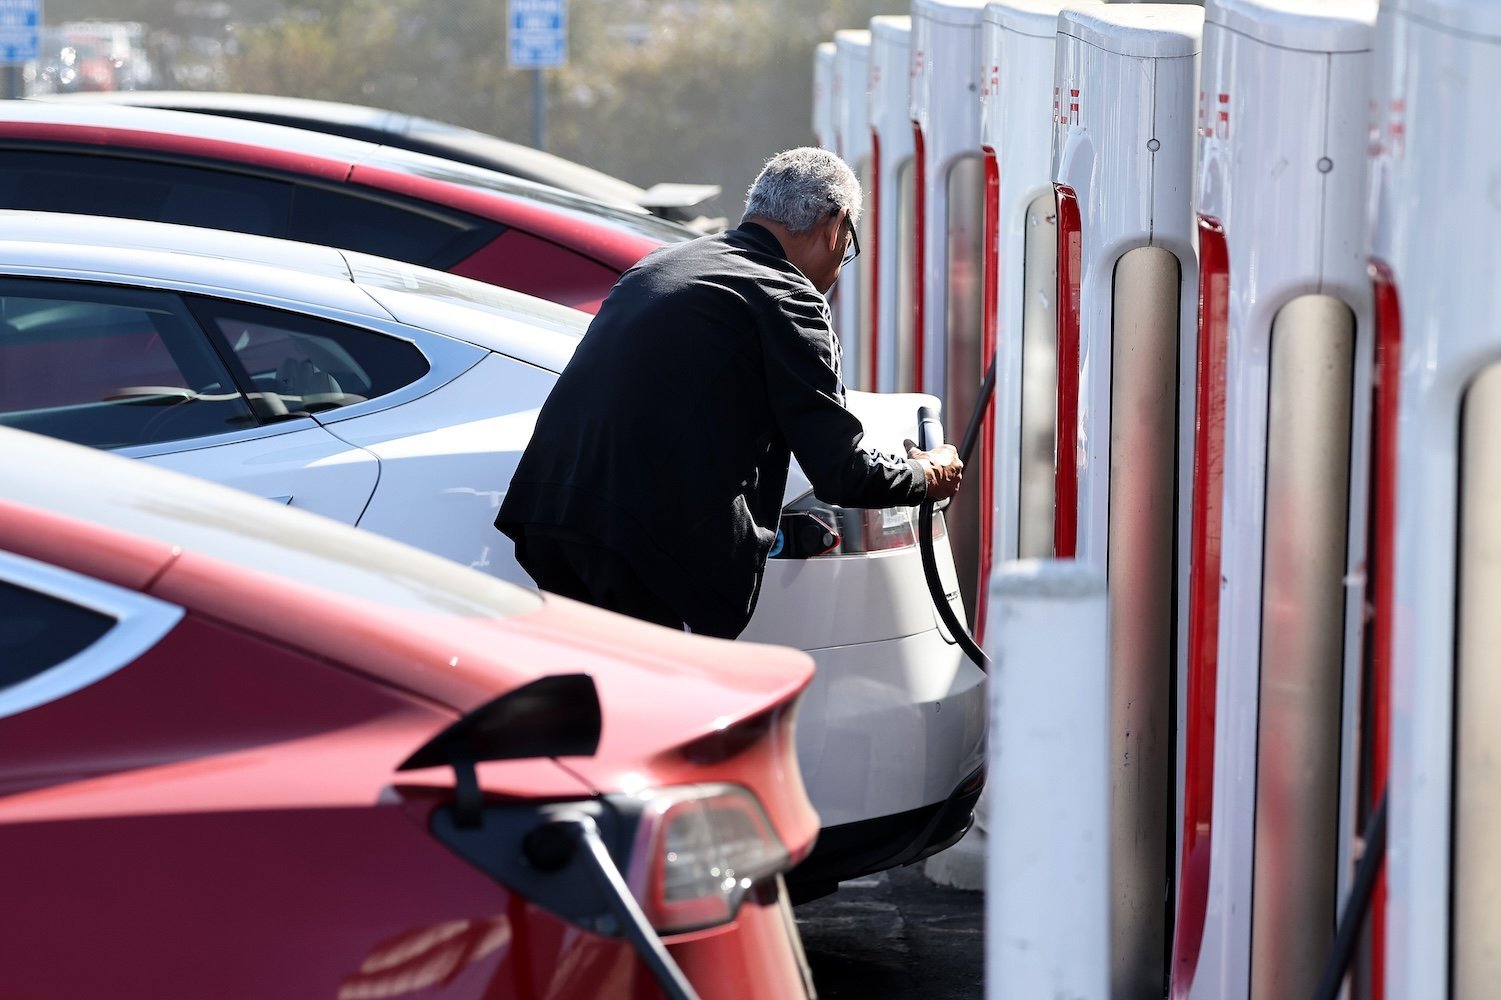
[140,422,378,523]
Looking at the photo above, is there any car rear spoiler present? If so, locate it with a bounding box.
[637,182,720,211]
[398,673,602,826]
[637,183,727,233]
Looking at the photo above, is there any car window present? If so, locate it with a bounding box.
[0,279,258,449]
[0,551,185,720]
[185,296,431,412]
[289,185,498,270]
[0,581,115,690]
[0,150,499,271]
[0,150,293,236]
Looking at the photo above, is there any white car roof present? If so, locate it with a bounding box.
[0,210,586,372]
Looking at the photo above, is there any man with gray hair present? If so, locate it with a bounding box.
[496,146,963,638]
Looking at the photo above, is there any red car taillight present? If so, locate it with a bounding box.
[771,493,925,559]
[626,784,790,935]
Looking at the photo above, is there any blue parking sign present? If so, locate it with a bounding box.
[508,0,567,70]
[0,0,40,64]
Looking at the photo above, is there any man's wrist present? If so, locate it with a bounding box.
[907,456,932,499]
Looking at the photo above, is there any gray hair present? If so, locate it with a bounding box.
[743,147,862,233]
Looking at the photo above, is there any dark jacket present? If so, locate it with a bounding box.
[496,222,927,638]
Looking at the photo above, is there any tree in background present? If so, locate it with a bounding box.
[218,0,901,221]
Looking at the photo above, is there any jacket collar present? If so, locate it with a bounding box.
[730,221,788,260]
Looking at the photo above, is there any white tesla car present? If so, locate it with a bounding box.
[0,211,986,899]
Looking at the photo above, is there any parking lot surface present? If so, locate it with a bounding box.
[798,865,985,998]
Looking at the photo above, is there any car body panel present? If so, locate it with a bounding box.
[0,206,361,280]
[446,226,620,314]
[0,115,363,180]
[0,237,384,318]
[141,421,381,524]
[792,627,987,827]
[751,531,970,648]
[329,351,555,579]
[0,430,819,997]
[5,801,643,1000]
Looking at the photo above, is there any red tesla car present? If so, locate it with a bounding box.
[0,101,691,312]
[0,426,818,999]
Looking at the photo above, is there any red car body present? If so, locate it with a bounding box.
[0,427,818,999]
[0,102,687,312]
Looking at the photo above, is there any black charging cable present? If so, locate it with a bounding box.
[1312,787,1388,1000]
[915,358,997,672]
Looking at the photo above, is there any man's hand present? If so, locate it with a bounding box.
[905,440,964,501]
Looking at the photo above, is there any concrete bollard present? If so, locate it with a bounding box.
[986,558,1108,1000]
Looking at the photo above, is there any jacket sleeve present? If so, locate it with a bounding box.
[760,285,929,508]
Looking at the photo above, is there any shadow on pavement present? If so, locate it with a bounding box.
[795,864,985,999]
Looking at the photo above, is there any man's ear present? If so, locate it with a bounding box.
[826,211,846,253]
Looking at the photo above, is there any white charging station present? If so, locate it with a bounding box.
[910,0,988,624]
[1368,1,1501,995]
[910,0,989,404]
[868,14,916,395]
[980,0,1101,646]
[1176,4,1377,999]
[834,29,873,390]
[1050,7,1202,995]
[813,41,837,151]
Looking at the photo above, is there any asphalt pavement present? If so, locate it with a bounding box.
[796,864,985,999]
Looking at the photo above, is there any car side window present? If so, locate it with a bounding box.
[0,279,258,449]
[0,581,115,691]
[289,185,497,270]
[0,150,294,236]
[185,297,431,412]
[0,552,184,720]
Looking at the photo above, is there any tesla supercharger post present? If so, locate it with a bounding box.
[1370,1,1501,995]
[1173,4,1377,999]
[834,29,874,390]
[910,0,988,627]
[1051,7,1202,996]
[814,42,836,151]
[980,0,1102,635]
[868,15,916,395]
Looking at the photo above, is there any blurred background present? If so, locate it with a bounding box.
[21,0,908,223]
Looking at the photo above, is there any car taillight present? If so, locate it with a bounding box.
[626,784,789,935]
[771,492,930,559]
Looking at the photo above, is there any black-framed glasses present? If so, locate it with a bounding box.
[840,213,861,266]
